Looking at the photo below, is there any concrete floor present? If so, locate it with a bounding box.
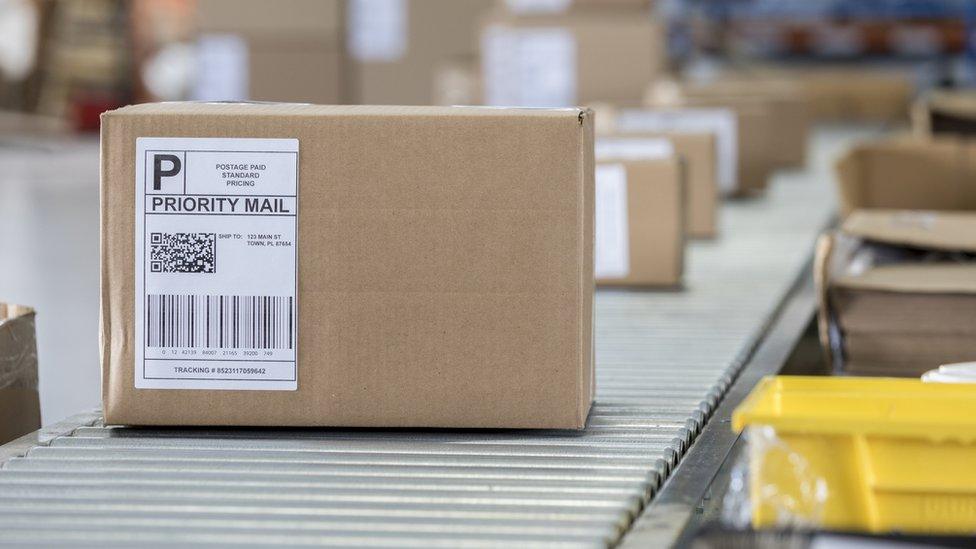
[0,125,881,426]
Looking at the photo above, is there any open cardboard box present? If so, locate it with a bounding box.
[834,137,976,217]
[816,210,976,377]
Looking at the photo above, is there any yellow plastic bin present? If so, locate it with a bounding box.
[733,376,976,534]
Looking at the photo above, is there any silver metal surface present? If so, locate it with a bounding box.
[0,128,858,547]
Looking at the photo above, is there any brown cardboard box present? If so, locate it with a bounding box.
[912,90,976,137]
[600,133,717,238]
[645,82,780,193]
[651,79,809,169]
[752,65,914,122]
[614,107,738,196]
[834,137,976,217]
[594,145,684,287]
[816,209,976,377]
[0,303,40,444]
[100,103,594,429]
[348,0,492,105]
[481,12,665,107]
[195,0,341,35]
[194,0,345,104]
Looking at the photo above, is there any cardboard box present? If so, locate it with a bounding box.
[348,0,492,105]
[100,103,595,429]
[834,137,976,217]
[650,78,809,169]
[615,107,738,196]
[481,12,665,107]
[645,83,779,193]
[601,133,717,238]
[0,303,40,445]
[195,0,341,35]
[194,1,346,104]
[816,209,976,377]
[753,65,914,122]
[912,90,976,137]
[594,139,684,287]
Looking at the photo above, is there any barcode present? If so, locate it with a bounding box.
[146,294,293,349]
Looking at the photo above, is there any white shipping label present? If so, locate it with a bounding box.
[483,26,576,108]
[617,108,738,195]
[193,34,249,101]
[348,0,407,62]
[594,164,630,279]
[504,0,572,14]
[135,138,299,391]
[596,137,675,162]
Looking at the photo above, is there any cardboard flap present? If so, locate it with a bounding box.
[835,263,976,294]
[842,209,976,252]
[834,138,976,217]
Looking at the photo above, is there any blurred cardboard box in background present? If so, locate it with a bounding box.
[481,10,664,107]
[193,0,345,103]
[595,139,684,287]
[602,132,717,238]
[817,210,976,377]
[0,303,40,445]
[835,137,976,217]
[348,0,491,105]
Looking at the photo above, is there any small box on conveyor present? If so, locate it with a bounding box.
[816,209,976,377]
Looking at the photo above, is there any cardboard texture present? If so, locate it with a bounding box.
[481,11,665,107]
[100,103,594,429]
[645,86,779,193]
[834,138,976,217]
[194,0,346,104]
[0,303,40,445]
[603,132,717,238]
[647,79,809,170]
[349,0,492,105]
[593,158,685,287]
[912,90,976,137]
[752,65,914,122]
[816,209,976,377]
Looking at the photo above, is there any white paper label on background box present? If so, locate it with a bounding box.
[135,138,299,391]
[617,108,738,195]
[505,0,573,14]
[596,137,675,162]
[594,163,630,279]
[193,34,249,101]
[348,0,407,62]
[483,26,576,108]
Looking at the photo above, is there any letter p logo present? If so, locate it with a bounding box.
[152,154,182,191]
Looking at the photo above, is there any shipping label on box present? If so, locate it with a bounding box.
[594,163,629,279]
[135,138,299,390]
[482,26,577,108]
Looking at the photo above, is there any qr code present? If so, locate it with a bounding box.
[149,232,216,273]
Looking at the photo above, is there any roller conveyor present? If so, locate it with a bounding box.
[0,128,868,547]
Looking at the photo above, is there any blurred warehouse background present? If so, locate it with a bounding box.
[1,0,975,425]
